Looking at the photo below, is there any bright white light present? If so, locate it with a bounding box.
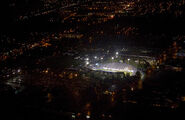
[94,56,97,59]
[95,63,99,66]
[72,115,75,118]
[112,57,114,60]
[116,52,119,55]
[128,58,130,61]
[86,58,89,61]
[91,63,137,75]
[86,115,90,119]
[101,66,134,73]
[17,69,21,73]
[86,61,89,65]
[101,57,103,60]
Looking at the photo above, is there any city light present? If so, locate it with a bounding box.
[86,61,89,65]
[72,115,75,119]
[2,0,184,118]
[110,15,114,19]
[72,113,76,119]
[131,87,134,91]
[17,69,21,73]
[45,70,48,73]
[86,115,90,119]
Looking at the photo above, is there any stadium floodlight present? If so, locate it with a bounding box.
[112,57,114,60]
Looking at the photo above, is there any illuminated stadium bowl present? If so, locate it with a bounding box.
[91,62,137,76]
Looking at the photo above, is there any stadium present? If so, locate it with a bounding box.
[90,62,138,76]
